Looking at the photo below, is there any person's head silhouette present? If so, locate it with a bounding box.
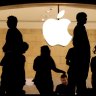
[7,16,18,29]
[60,74,68,85]
[41,45,50,56]
[76,12,87,25]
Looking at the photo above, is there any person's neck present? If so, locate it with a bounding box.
[77,23,84,26]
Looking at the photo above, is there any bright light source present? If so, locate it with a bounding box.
[42,10,72,46]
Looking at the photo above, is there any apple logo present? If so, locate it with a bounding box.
[42,10,72,46]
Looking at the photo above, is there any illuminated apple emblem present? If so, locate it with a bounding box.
[42,10,72,46]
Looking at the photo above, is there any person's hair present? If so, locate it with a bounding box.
[61,74,67,78]
[76,12,87,22]
[41,45,50,54]
[8,16,18,23]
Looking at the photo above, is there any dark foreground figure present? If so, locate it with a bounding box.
[72,12,90,96]
[0,16,29,96]
[33,45,65,96]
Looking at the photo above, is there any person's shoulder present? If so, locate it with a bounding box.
[7,29,12,33]
[35,56,40,58]
[91,56,96,61]
[69,47,74,51]
[67,48,74,54]
[74,24,84,30]
[14,28,22,34]
[35,56,41,60]
[16,28,20,31]
[22,54,25,59]
[56,84,63,87]
[74,25,80,33]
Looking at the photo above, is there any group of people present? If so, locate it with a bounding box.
[56,12,96,96]
[0,11,95,96]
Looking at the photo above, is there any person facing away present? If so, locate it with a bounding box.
[33,45,65,96]
[91,45,96,95]
[55,74,68,96]
[72,12,90,95]
[66,47,76,96]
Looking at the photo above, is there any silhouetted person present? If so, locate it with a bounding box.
[73,12,90,95]
[33,45,65,96]
[0,16,27,96]
[91,45,96,95]
[3,16,23,53]
[5,42,29,96]
[0,42,28,96]
[55,74,68,96]
[66,47,76,96]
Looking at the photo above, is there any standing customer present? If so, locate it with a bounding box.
[73,12,90,95]
[33,45,65,96]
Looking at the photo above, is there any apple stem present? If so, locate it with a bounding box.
[57,4,60,20]
[58,4,60,14]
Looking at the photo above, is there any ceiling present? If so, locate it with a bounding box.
[0,3,96,29]
[0,0,96,6]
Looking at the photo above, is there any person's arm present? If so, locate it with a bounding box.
[51,58,65,74]
[2,29,9,52]
[53,67,65,73]
[66,49,71,66]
